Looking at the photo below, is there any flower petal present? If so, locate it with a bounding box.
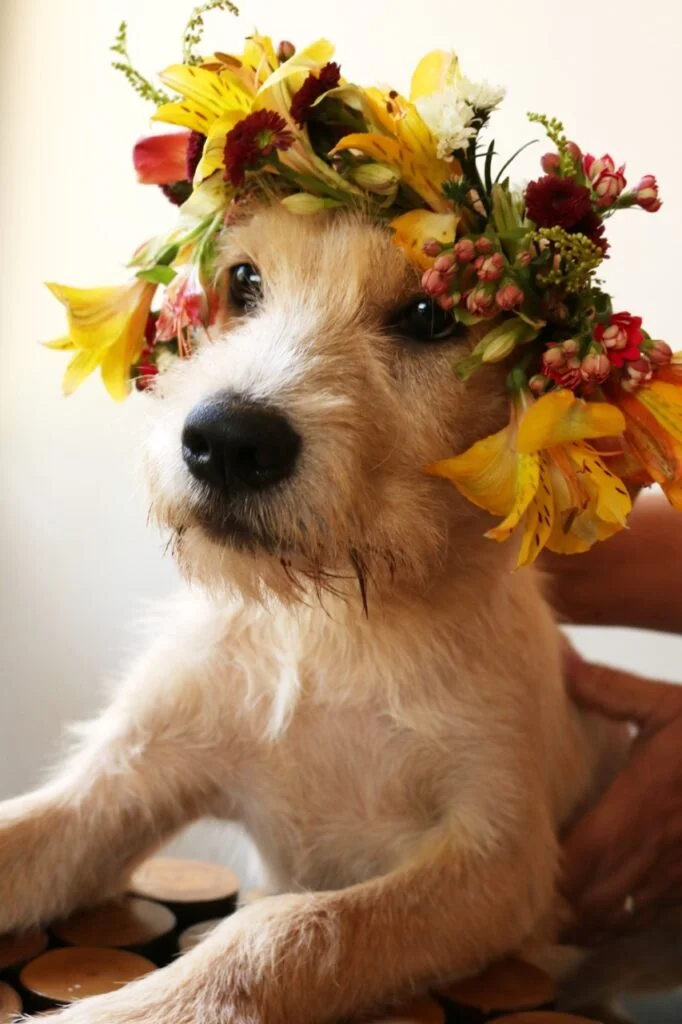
[517,390,625,454]
[193,112,243,183]
[158,64,252,118]
[485,453,540,542]
[425,425,517,517]
[255,39,335,95]
[517,456,554,566]
[409,50,461,102]
[153,101,214,135]
[133,132,191,185]
[634,380,682,446]
[390,210,458,270]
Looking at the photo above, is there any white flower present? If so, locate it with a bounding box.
[416,89,477,158]
[455,76,506,113]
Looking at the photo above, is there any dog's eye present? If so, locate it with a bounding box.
[229,263,262,311]
[393,297,458,344]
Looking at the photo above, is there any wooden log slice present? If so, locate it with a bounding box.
[439,958,556,1021]
[19,946,155,1013]
[129,858,239,927]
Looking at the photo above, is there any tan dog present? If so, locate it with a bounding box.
[0,209,630,1022]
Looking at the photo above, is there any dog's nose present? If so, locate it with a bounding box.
[182,396,301,493]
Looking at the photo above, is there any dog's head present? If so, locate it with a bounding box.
[145,206,509,603]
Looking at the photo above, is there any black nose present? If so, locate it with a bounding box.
[182,396,301,494]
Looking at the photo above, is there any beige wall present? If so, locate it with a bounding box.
[1,0,681,879]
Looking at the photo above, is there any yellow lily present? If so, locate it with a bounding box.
[426,389,631,566]
[45,279,156,400]
[613,369,682,511]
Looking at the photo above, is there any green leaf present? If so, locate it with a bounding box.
[484,139,495,196]
[494,139,538,184]
[137,265,177,285]
[454,308,487,327]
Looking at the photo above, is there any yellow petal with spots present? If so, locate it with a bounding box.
[409,50,461,102]
[485,453,540,542]
[635,380,682,446]
[517,390,625,454]
[331,133,447,210]
[242,34,278,83]
[426,425,517,518]
[566,443,632,526]
[153,101,215,135]
[158,64,252,118]
[390,210,458,270]
[517,456,555,566]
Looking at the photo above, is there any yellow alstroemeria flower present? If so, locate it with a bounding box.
[45,279,156,400]
[613,366,682,510]
[426,390,631,566]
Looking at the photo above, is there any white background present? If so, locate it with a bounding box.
[1,0,681,885]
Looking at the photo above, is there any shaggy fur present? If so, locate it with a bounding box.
[0,209,655,1023]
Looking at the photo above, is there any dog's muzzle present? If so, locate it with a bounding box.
[182,392,301,498]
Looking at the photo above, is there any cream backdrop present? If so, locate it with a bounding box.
[1,0,681,885]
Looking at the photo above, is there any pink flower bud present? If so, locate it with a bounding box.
[580,351,611,383]
[476,252,504,282]
[277,40,296,61]
[421,268,449,297]
[601,323,628,350]
[437,293,457,311]
[561,339,579,357]
[516,249,534,268]
[649,339,673,366]
[542,346,565,370]
[434,252,456,273]
[541,152,561,174]
[566,141,582,162]
[453,238,476,264]
[584,153,616,182]
[466,287,496,316]
[422,238,443,258]
[496,282,524,310]
[529,374,550,396]
[634,175,662,212]
[474,236,494,255]
[558,358,583,390]
[593,167,627,208]
[626,356,653,385]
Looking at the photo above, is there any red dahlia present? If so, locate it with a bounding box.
[525,175,592,230]
[223,110,295,187]
[525,176,609,254]
[290,62,341,127]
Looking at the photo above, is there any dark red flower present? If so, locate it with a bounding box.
[223,110,295,186]
[290,62,341,127]
[525,175,593,230]
[186,130,206,180]
[571,210,609,255]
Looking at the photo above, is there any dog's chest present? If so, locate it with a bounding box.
[235,697,458,891]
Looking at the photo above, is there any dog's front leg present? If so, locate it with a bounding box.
[0,615,236,932]
[44,811,558,1024]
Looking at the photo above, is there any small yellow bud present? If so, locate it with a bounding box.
[280,193,340,215]
[350,163,400,196]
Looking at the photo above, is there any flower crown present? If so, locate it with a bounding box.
[47,1,682,566]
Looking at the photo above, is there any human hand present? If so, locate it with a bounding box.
[562,655,682,943]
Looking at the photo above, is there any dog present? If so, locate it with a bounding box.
[0,207,643,1023]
